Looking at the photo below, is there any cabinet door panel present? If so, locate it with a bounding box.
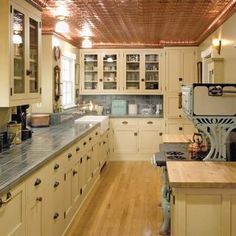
[166,50,182,93]
[113,129,138,154]
[166,120,183,135]
[183,50,196,85]
[232,195,236,236]
[166,95,182,118]
[139,129,161,154]
[185,194,222,236]
[0,183,26,236]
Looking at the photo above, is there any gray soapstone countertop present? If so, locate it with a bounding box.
[0,119,100,195]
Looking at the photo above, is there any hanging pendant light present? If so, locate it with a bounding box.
[55,19,69,33]
[82,37,92,48]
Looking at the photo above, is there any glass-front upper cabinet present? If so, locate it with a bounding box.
[29,17,39,94]
[102,53,118,91]
[10,2,41,102]
[125,53,141,91]
[144,54,159,90]
[13,8,25,95]
[82,53,99,92]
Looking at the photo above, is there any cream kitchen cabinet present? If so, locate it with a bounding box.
[99,130,110,169]
[164,47,197,134]
[171,188,236,236]
[0,0,41,107]
[80,50,121,94]
[124,50,163,94]
[110,118,164,160]
[0,182,26,236]
[80,49,163,95]
[165,48,196,93]
[165,119,196,135]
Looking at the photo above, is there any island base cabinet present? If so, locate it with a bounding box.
[0,183,26,236]
[171,188,236,236]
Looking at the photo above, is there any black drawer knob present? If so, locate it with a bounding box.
[53,212,59,220]
[83,141,87,146]
[54,181,60,188]
[36,197,42,202]
[34,178,42,186]
[73,170,78,176]
[76,147,80,152]
[89,137,92,141]
[68,153,72,159]
[54,163,60,170]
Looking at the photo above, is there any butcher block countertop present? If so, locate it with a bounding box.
[167,161,236,188]
[162,134,192,143]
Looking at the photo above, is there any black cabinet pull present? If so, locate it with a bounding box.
[89,137,92,141]
[103,141,106,144]
[36,197,42,202]
[54,181,60,188]
[54,163,60,170]
[53,212,59,220]
[0,192,12,207]
[73,170,78,176]
[99,79,103,82]
[141,78,145,82]
[159,132,163,136]
[179,127,183,131]
[76,147,80,152]
[80,157,83,163]
[83,141,87,146]
[26,69,32,76]
[80,188,82,195]
[34,178,42,186]
[68,153,72,159]
[179,78,183,82]
[122,121,128,124]
[179,115,182,118]
[134,132,138,136]
[95,132,98,136]
[147,121,153,124]
[87,156,91,160]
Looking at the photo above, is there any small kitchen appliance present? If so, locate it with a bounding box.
[11,105,32,141]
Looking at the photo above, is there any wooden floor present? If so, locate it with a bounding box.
[66,162,163,236]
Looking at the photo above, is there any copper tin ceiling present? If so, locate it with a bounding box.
[34,0,236,48]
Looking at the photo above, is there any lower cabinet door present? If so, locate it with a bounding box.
[0,183,26,236]
[113,128,138,154]
[138,129,162,154]
[64,169,73,223]
[27,195,44,236]
[71,162,80,206]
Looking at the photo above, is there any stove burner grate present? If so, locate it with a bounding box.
[166,151,184,156]
[166,155,186,160]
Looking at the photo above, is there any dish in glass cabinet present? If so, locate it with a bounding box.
[54,46,61,61]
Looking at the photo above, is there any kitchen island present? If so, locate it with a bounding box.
[168,161,236,236]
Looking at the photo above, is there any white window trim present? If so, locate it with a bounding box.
[61,53,76,109]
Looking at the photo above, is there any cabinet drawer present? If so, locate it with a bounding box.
[48,153,66,177]
[26,165,49,204]
[138,119,163,129]
[110,119,138,127]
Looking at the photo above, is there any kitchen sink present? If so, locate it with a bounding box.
[75,115,109,135]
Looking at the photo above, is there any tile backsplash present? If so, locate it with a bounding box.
[79,95,163,115]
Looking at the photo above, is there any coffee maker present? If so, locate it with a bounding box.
[12,105,32,141]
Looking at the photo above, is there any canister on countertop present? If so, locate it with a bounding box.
[7,123,21,144]
[128,104,138,115]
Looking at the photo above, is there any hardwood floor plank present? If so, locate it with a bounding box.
[66,161,163,236]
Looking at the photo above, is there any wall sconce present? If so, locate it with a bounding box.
[212,38,222,55]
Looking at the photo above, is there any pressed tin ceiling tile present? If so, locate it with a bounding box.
[30,0,236,48]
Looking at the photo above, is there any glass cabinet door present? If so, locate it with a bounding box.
[29,17,39,94]
[125,54,140,90]
[102,54,118,90]
[83,54,99,91]
[144,54,159,90]
[13,9,25,94]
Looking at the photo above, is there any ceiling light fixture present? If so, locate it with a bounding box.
[82,37,92,48]
[55,18,69,33]
[107,57,113,62]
